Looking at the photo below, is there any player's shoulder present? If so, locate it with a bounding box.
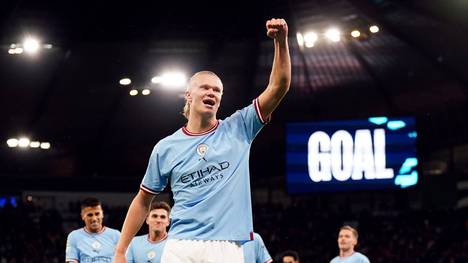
[330,256,340,263]
[154,128,186,148]
[104,227,121,236]
[67,228,85,238]
[133,234,148,242]
[224,101,255,120]
[129,234,147,246]
[354,252,370,262]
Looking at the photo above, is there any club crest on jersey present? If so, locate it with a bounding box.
[147,251,156,260]
[197,143,209,161]
[91,241,101,251]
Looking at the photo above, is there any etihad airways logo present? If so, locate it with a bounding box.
[179,161,229,187]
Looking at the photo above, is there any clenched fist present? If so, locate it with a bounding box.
[266,18,288,41]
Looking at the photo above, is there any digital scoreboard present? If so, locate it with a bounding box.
[286,117,418,193]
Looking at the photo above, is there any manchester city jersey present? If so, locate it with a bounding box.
[243,233,272,263]
[330,252,370,263]
[127,234,167,263]
[141,99,266,241]
[65,227,120,263]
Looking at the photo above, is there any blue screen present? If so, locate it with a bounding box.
[286,117,418,193]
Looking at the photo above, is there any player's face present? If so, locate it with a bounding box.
[146,208,170,234]
[282,256,297,263]
[337,229,357,251]
[186,74,223,119]
[81,205,104,233]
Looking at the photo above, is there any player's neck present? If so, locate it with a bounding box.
[339,249,354,258]
[149,231,167,242]
[84,225,104,234]
[186,114,217,134]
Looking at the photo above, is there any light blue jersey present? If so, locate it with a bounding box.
[330,252,370,263]
[126,234,167,263]
[65,227,120,263]
[243,233,272,263]
[141,99,266,241]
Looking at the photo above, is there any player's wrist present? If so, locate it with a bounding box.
[115,246,127,255]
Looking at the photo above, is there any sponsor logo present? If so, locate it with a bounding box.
[179,161,230,187]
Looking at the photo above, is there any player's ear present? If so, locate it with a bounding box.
[185,90,192,103]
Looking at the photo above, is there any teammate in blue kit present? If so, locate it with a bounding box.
[330,226,370,263]
[115,17,290,263]
[243,232,273,263]
[65,197,120,263]
[126,201,171,263]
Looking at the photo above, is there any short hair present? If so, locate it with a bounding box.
[182,71,221,120]
[281,250,300,261]
[81,197,101,209]
[150,201,171,215]
[340,225,359,239]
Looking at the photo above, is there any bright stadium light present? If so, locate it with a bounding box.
[18,137,30,148]
[351,30,361,38]
[296,32,304,48]
[7,138,19,148]
[40,142,51,149]
[142,89,151,95]
[370,25,379,33]
[161,72,187,87]
[154,72,187,90]
[303,32,318,48]
[325,28,341,42]
[151,76,163,84]
[119,78,131,86]
[23,37,40,54]
[129,89,138,96]
[29,141,40,148]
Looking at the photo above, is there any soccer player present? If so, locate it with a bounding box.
[65,197,120,263]
[279,250,300,263]
[243,232,273,263]
[126,201,170,263]
[114,17,290,263]
[330,225,370,263]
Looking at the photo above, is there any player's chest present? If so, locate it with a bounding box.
[78,236,115,256]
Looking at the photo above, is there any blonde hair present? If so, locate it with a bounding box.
[182,71,221,120]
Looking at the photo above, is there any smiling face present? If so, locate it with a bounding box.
[81,205,104,233]
[185,72,223,121]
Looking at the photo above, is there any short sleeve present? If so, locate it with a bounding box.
[65,232,79,262]
[254,234,272,263]
[140,145,169,194]
[223,98,266,143]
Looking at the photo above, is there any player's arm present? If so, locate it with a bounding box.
[114,190,155,263]
[257,18,291,121]
[65,260,78,263]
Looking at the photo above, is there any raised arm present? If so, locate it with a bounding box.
[114,190,154,263]
[257,18,291,120]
